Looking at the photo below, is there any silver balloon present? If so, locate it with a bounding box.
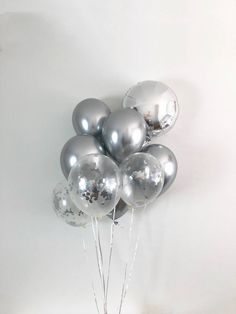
[72,98,111,136]
[53,181,90,227]
[120,152,164,208]
[122,81,179,137]
[60,135,105,179]
[108,198,130,221]
[68,154,121,218]
[142,144,177,194]
[102,108,147,163]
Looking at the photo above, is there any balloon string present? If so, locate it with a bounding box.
[118,204,147,313]
[82,238,100,314]
[123,204,146,299]
[96,218,106,294]
[123,234,140,300]
[91,218,102,284]
[104,206,117,312]
[91,217,106,312]
[95,217,107,314]
[118,207,135,314]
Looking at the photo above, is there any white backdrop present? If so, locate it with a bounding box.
[1,0,236,313]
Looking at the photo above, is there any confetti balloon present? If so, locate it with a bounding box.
[68,154,121,218]
[53,181,90,227]
[142,144,178,194]
[120,153,164,208]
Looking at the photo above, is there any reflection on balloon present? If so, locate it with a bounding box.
[142,144,178,194]
[102,108,147,163]
[120,153,164,208]
[72,98,110,136]
[60,135,105,179]
[53,181,90,227]
[122,81,179,138]
[68,154,121,218]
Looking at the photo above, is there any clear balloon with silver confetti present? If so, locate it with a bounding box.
[142,144,178,194]
[68,154,121,218]
[52,181,90,227]
[120,152,164,208]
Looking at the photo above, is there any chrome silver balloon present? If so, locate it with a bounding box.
[108,198,130,221]
[102,108,147,163]
[60,135,105,179]
[72,98,111,136]
[142,144,178,194]
[68,154,121,218]
[53,181,90,227]
[120,153,164,208]
[122,81,179,137]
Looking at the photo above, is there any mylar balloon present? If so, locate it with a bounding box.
[122,81,179,137]
[120,152,164,208]
[68,154,121,218]
[53,181,90,227]
[142,144,177,194]
[72,98,110,136]
[60,135,105,179]
[102,108,146,163]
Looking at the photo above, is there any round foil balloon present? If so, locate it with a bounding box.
[53,181,90,227]
[142,144,178,194]
[60,135,105,179]
[72,98,111,136]
[120,153,164,208]
[68,154,121,218]
[102,108,146,163]
[122,81,179,137]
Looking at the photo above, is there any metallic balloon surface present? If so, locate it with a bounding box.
[120,152,164,208]
[142,144,178,194]
[102,108,146,163]
[122,81,179,137]
[68,154,121,218]
[60,135,105,179]
[72,98,111,136]
[108,198,130,221]
[53,181,90,227]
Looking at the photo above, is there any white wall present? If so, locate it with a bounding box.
[0,0,236,313]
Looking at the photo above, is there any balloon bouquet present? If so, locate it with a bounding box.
[53,80,179,313]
